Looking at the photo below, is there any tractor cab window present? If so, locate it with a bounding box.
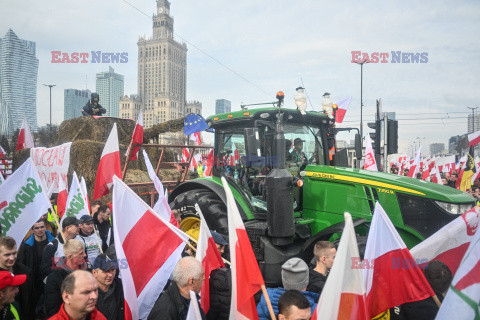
[283,124,325,173]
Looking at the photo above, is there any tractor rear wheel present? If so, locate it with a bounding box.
[171,188,228,236]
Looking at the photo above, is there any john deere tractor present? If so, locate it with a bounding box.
[170,102,474,285]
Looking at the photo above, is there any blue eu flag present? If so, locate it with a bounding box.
[184,114,209,136]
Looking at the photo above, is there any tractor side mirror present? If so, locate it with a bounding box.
[355,134,362,160]
[244,128,263,168]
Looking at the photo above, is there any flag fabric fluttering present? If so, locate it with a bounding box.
[222,177,264,320]
[112,176,188,320]
[364,135,378,171]
[334,97,352,124]
[184,114,209,136]
[61,172,89,225]
[195,204,225,314]
[190,132,202,146]
[127,111,144,161]
[15,118,34,151]
[407,146,422,178]
[79,176,90,212]
[468,129,480,147]
[411,205,479,276]
[204,149,214,177]
[435,214,480,320]
[312,212,368,320]
[363,202,434,318]
[93,123,121,200]
[182,147,191,163]
[186,290,203,320]
[56,176,68,218]
[142,150,179,227]
[0,158,51,244]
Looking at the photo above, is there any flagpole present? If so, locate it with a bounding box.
[432,295,442,308]
[261,285,277,320]
[93,225,104,254]
[121,142,133,181]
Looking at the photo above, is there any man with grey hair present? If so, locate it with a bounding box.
[44,239,87,317]
[147,256,206,320]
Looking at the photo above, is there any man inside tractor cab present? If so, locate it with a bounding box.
[291,138,307,164]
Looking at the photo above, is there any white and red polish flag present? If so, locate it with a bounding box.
[190,132,202,146]
[56,176,68,218]
[204,149,214,177]
[222,177,264,320]
[363,202,434,318]
[411,206,479,276]
[186,290,203,320]
[312,212,368,320]
[436,216,480,320]
[15,118,34,151]
[127,111,143,161]
[364,135,378,171]
[182,147,191,163]
[430,166,442,185]
[229,143,241,166]
[334,97,352,124]
[194,204,225,314]
[112,176,188,320]
[0,145,6,157]
[93,123,121,200]
[468,129,480,147]
[407,146,422,178]
[142,150,179,227]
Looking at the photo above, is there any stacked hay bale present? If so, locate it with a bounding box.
[14,116,192,201]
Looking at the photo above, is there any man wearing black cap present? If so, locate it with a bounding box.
[92,253,124,320]
[210,231,228,257]
[82,93,106,116]
[0,271,27,320]
[79,215,102,265]
[40,217,81,281]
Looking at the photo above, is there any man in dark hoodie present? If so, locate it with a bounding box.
[17,219,55,316]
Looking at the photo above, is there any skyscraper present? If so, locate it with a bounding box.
[64,89,91,120]
[215,99,231,114]
[96,66,124,117]
[137,0,187,128]
[0,29,39,135]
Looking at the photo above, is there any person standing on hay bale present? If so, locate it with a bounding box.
[82,93,106,116]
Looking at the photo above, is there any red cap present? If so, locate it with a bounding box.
[0,271,26,290]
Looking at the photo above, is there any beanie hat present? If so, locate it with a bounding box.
[281,258,309,291]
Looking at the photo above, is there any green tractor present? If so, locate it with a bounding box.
[169,104,474,285]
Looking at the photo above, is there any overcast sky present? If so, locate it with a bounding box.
[2,0,479,155]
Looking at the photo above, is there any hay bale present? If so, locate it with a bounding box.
[144,117,186,142]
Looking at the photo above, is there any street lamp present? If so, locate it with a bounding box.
[355,59,369,139]
[43,84,56,142]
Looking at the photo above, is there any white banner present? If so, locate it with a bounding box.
[0,158,51,244]
[30,142,72,193]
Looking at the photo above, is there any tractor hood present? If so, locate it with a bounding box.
[303,165,474,204]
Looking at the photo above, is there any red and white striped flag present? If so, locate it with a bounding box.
[364,135,378,171]
[182,147,190,163]
[56,176,68,218]
[93,123,121,200]
[312,212,368,320]
[407,146,422,178]
[334,97,352,124]
[195,204,225,314]
[229,143,241,166]
[222,177,264,319]
[411,206,478,276]
[127,111,143,161]
[363,202,434,318]
[112,176,188,320]
[468,129,480,147]
[15,118,34,151]
[204,149,214,177]
[190,132,202,146]
[436,215,480,319]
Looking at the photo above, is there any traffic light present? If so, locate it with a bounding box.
[367,120,382,155]
[387,120,398,154]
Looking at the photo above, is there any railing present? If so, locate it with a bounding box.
[0,157,13,178]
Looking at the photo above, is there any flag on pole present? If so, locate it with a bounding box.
[128,111,144,161]
[190,132,202,146]
[142,150,179,227]
[15,118,34,151]
[407,146,422,178]
[222,177,264,320]
[61,172,89,225]
[312,212,368,320]
[411,206,479,276]
[195,204,225,314]
[363,202,434,318]
[79,176,90,212]
[186,290,203,320]
[57,177,68,218]
[205,149,214,177]
[184,114,209,136]
[436,216,480,319]
[364,135,378,171]
[468,129,480,147]
[182,147,190,163]
[0,158,50,244]
[334,97,352,124]
[230,143,241,166]
[112,176,188,320]
[93,123,121,200]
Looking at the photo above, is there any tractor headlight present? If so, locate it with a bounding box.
[434,201,474,215]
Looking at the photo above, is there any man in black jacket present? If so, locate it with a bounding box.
[82,93,106,116]
[147,257,205,320]
[307,241,336,295]
[0,236,35,319]
[92,254,124,320]
[94,205,113,252]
